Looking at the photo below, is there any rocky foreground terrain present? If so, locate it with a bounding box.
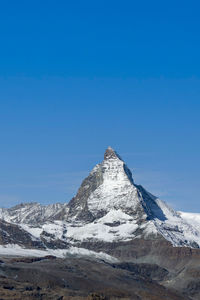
[0,254,193,300]
[0,147,200,299]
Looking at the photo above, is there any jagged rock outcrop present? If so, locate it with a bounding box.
[0,219,45,249]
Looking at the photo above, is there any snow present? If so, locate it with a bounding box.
[87,157,143,216]
[0,244,118,262]
[18,210,138,244]
[179,212,200,232]
[23,206,200,248]
[97,209,134,223]
[20,221,68,242]
[67,220,138,243]
[19,224,43,239]
[151,201,200,247]
[42,221,67,240]
[0,202,69,225]
[141,221,158,237]
[66,246,119,262]
[67,209,138,243]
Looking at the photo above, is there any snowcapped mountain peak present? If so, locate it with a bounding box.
[104,146,122,161]
[65,148,200,248]
[87,150,140,216]
[67,148,145,223]
[1,147,200,253]
[103,147,134,185]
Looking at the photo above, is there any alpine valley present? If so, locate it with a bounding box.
[0,147,200,300]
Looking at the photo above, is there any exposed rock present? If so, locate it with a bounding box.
[0,220,45,249]
[0,256,190,300]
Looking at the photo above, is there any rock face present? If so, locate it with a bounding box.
[0,219,44,249]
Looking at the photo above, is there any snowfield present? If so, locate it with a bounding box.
[13,206,200,248]
[179,212,200,232]
[0,244,119,262]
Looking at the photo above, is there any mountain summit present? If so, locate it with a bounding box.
[104,146,122,160]
[67,146,143,222]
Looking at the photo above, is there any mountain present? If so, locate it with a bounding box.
[0,146,199,250]
[65,146,200,248]
[1,147,200,299]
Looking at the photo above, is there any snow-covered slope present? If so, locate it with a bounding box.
[0,243,118,262]
[0,146,200,256]
[0,202,69,225]
[179,212,200,232]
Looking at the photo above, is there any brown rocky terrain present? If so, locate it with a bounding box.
[77,238,200,299]
[0,255,191,300]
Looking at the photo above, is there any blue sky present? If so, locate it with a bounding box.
[0,1,200,212]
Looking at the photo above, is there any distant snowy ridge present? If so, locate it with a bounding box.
[0,202,69,225]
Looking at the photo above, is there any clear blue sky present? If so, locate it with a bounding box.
[0,1,200,212]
